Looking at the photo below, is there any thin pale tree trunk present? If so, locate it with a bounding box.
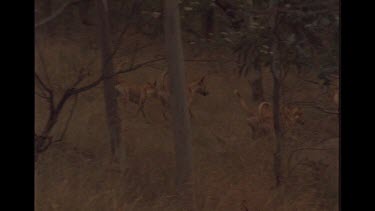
[96,0,123,163]
[163,0,196,210]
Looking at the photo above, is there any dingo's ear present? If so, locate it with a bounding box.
[114,85,124,95]
[199,75,207,83]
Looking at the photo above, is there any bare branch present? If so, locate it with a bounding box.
[36,38,162,158]
[287,147,335,176]
[35,43,52,88]
[70,58,165,95]
[288,1,337,10]
[35,73,52,95]
[118,43,155,68]
[35,78,51,99]
[70,68,89,89]
[35,0,84,28]
[56,95,79,142]
[289,101,339,115]
[296,75,322,86]
[288,147,335,165]
[100,21,132,69]
[35,135,53,153]
[241,3,338,17]
[184,59,232,63]
[309,105,339,115]
[79,0,142,75]
[35,91,49,100]
[279,7,339,16]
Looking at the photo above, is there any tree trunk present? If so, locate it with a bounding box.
[163,0,196,210]
[272,70,283,187]
[95,0,123,163]
[79,0,93,25]
[202,5,215,39]
[251,57,264,101]
[269,0,283,188]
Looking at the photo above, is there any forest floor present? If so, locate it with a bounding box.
[35,18,339,211]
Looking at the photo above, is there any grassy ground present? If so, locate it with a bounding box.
[35,20,339,211]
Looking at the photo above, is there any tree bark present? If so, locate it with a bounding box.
[250,57,264,101]
[272,69,283,187]
[96,0,123,162]
[269,0,283,187]
[202,4,215,39]
[78,0,93,25]
[163,0,196,210]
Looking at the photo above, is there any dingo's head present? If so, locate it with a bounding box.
[287,107,304,125]
[258,102,272,119]
[145,80,158,96]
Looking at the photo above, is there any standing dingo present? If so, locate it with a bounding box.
[234,89,304,139]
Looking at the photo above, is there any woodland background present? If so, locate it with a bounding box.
[35,0,339,210]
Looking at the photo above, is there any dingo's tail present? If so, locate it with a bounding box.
[258,102,272,119]
[159,70,169,91]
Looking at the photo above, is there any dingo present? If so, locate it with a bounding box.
[234,89,304,139]
[115,79,158,118]
[158,71,209,119]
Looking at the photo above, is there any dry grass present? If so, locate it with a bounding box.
[35,24,338,211]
